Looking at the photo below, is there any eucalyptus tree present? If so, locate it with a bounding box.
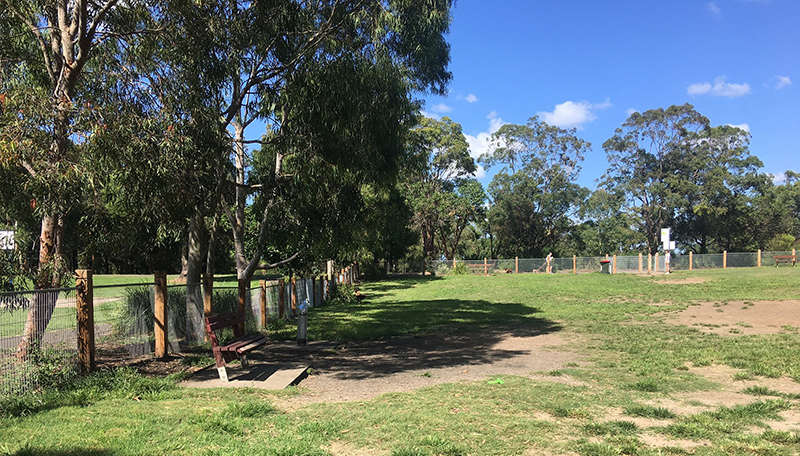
[602,104,709,255]
[164,0,455,286]
[403,116,477,264]
[672,125,768,252]
[480,116,589,257]
[1,0,172,357]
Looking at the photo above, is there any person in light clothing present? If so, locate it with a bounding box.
[664,250,671,274]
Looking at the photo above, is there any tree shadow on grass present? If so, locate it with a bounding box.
[359,275,443,299]
[257,298,562,381]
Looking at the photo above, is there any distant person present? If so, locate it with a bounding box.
[546,252,553,274]
[664,250,671,274]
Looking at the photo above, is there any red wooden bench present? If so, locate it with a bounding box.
[205,312,268,382]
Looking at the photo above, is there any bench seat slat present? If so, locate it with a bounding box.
[215,335,267,354]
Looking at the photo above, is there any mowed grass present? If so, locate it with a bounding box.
[2,268,800,455]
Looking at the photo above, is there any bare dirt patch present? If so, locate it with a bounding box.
[661,300,800,335]
[260,328,583,405]
[653,277,708,285]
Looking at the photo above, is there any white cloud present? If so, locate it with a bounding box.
[774,75,792,89]
[626,108,639,116]
[464,111,506,179]
[687,76,751,97]
[536,99,611,130]
[706,2,721,14]
[430,103,452,113]
[465,93,478,103]
[772,172,787,185]
[727,123,750,133]
[419,110,440,120]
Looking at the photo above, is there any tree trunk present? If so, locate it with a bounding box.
[185,212,207,344]
[17,214,64,359]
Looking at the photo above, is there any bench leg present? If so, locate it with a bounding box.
[217,366,229,382]
[240,355,249,368]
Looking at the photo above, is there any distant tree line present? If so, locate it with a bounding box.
[399,104,799,271]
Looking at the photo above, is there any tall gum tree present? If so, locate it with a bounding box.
[2,0,155,358]
[602,104,709,255]
[403,116,476,265]
[167,0,455,286]
[479,116,589,257]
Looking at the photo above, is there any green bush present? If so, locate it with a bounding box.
[451,262,469,275]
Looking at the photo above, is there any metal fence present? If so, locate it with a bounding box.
[0,267,345,397]
[1,288,80,396]
[432,250,797,275]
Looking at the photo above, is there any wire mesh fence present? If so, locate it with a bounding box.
[0,265,350,399]
[0,288,79,396]
[431,250,796,275]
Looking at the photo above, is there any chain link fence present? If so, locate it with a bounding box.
[431,250,796,275]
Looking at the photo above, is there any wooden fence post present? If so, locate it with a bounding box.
[689,252,693,271]
[654,253,659,272]
[757,249,761,268]
[573,255,577,274]
[203,273,213,317]
[647,253,652,273]
[484,257,488,276]
[154,271,168,359]
[453,258,457,270]
[237,279,247,333]
[723,251,727,269]
[638,253,642,273]
[291,276,298,313]
[259,280,267,328]
[613,255,617,274]
[515,257,519,274]
[76,269,94,375]
[278,278,285,319]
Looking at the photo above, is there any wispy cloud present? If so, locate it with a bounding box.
[774,75,792,89]
[430,103,453,113]
[464,111,506,179]
[772,172,787,185]
[420,110,440,120]
[536,99,611,130]
[706,2,721,14]
[626,108,639,116]
[465,93,478,103]
[687,76,751,97]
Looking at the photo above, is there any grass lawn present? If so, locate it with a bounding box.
[2,268,800,455]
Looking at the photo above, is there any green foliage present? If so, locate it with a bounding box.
[0,367,178,418]
[480,116,590,258]
[451,261,469,275]
[765,233,796,251]
[329,283,358,305]
[403,117,483,262]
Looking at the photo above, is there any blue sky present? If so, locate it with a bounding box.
[421,0,799,190]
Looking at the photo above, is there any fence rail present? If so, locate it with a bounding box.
[0,261,359,397]
[431,249,797,275]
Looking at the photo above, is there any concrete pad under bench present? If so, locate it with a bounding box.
[182,364,309,390]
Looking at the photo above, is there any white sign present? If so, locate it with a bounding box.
[669,241,676,250]
[0,231,15,250]
[661,228,671,251]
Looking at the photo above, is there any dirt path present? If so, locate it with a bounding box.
[259,328,582,405]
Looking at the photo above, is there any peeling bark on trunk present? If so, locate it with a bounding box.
[18,214,64,360]
[185,212,207,344]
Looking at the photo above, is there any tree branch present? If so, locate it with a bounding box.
[259,251,303,270]
[11,9,56,84]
